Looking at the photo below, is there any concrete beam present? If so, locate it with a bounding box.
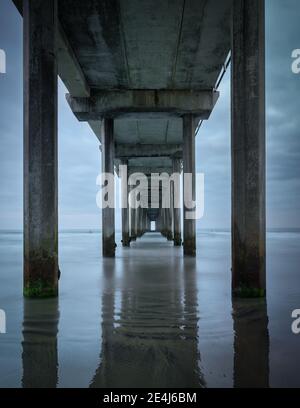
[66,90,219,120]
[13,0,90,98]
[88,120,102,142]
[115,144,182,158]
[128,167,173,176]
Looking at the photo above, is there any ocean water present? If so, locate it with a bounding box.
[0,230,299,388]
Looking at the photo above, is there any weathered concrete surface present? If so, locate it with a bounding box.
[102,119,116,257]
[231,0,266,297]
[130,207,137,241]
[121,160,130,247]
[183,115,196,257]
[173,158,182,246]
[57,0,231,89]
[115,144,182,159]
[13,0,232,154]
[165,208,173,241]
[128,166,173,176]
[13,0,90,98]
[59,0,230,148]
[23,0,59,298]
[66,90,219,120]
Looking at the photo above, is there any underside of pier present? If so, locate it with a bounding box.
[13,0,266,299]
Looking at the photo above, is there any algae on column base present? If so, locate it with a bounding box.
[174,233,182,246]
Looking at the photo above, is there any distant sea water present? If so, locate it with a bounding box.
[0,229,299,388]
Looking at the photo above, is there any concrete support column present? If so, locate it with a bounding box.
[121,160,130,247]
[142,209,146,235]
[161,208,166,237]
[166,208,173,241]
[183,114,196,256]
[140,208,144,236]
[23,0,58,298]
[167,181,174,241]
[231,0,266,297]
[102,118,115,257]
[138,208,142,237]
[156,214,160,233]
[136,207,141,238]
[129,183,136,241]
[173,158,182,246]
[130,207,137,241]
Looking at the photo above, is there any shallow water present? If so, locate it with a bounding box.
[0,231,299,388]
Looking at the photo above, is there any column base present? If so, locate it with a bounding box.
[121,234,131,247]
[183,239,196,257]
[24,281,58,299]
[174,233,182,246]
[166,231,173,241]
[232,287,266,298]
[103,235,116,257]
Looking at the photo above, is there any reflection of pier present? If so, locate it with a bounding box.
[232,299,269,388]
[90,234,205,388]
[22,299,59,388]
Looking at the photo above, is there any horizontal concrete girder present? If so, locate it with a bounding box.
[13,0,90,98]
[66,90,219,120]
[128,167,173,176]
[115,144,182,158]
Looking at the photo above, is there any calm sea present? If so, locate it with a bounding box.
[0,230,299,387]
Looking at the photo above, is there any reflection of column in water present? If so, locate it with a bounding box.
[91,255,204,387]
[182,258,206,387]
[22,298,59,388]
[90,259,116,388]
[232,299,269,388]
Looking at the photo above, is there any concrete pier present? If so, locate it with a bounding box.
[183,115,196,257]
[102,118,115,257]
[23,0,58,298]
[13,0,267,300]
[231,0,266,297]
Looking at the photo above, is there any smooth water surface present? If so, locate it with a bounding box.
[0,231,299,387]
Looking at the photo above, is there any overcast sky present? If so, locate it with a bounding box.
[0,0,299,230]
